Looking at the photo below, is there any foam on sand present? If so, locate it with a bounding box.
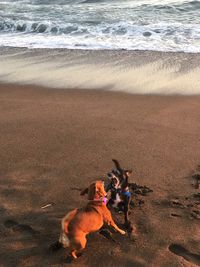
[0,48,200,95]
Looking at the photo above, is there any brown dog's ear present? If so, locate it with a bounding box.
[87,182,97,200]
[80,187,88,196]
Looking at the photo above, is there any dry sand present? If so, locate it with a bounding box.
[0,83,200,267]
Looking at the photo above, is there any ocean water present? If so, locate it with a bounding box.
[0,0,200,52]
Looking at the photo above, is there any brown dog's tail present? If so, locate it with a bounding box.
[59,209,78,248]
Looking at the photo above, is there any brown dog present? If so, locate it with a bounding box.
[59,181,126,260]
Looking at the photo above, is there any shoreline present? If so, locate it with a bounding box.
[2,45,200,54]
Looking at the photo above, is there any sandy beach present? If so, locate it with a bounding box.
[0,64,200,267]
[1,0,200,264]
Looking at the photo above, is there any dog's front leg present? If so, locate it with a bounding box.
[124,198,131,224]
[103,209,126,235]
[109,219,126,235]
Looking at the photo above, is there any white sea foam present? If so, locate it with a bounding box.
[0,0,200,52]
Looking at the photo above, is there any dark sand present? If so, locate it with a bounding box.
[0,84,200,267]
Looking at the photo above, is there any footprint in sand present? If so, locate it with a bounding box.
[188,165,200,189]
[4,219,18,228]
[170,194,200,220]
[193,193,200,201]
[4,219,39,236]
[169,244,200,266]
[190,210,200,220]
[170,199,185,209]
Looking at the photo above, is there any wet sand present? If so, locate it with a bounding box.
[0,47,200,94]
[0,83,200,267]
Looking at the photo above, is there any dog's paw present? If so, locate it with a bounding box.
[119,229,126,235]
[66,255,73,263]
[129,233,137,242]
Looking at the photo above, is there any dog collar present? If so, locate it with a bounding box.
[93,197,108,204]
[103,197,108,204]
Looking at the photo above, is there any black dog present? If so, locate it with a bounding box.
[106,159,132,229]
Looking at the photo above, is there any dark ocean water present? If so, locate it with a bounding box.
[0,0,200,51]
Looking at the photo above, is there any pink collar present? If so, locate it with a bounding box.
[93,197,108,204]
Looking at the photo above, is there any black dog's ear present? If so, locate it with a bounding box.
[112,159,122,172]
[125,170,132,176]
[124,170,132,184]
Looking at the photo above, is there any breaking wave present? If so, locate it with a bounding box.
[0,0,200,52]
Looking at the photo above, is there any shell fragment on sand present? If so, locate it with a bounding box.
[41,202,55,209]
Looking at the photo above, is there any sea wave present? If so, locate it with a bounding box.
[0,0,200,52]
[0,20,200,52]
[0,19,200,39]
